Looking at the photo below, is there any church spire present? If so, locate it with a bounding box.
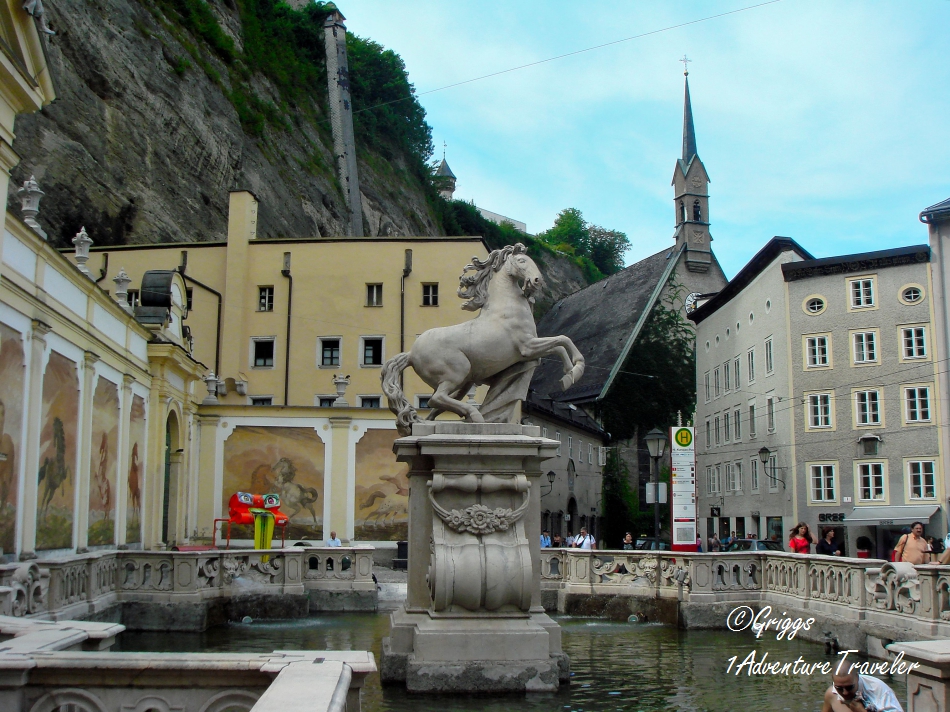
[682,74,697,163]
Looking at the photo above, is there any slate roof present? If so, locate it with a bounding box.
[920,197,950,224]
[530,245,681,404]
[436,159,456,179]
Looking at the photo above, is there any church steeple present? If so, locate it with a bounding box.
[671,58,712,273]
[682,76,697,163]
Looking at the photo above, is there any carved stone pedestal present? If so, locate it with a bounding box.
[380,422,569,693]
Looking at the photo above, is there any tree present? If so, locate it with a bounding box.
[541,208,590,255]
[588,225,631,276]
[536,209,630,278]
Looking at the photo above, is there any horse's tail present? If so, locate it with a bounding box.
[301,486,319,506]
[381,352,421,436]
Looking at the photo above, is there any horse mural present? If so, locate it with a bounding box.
[381,243,585,435]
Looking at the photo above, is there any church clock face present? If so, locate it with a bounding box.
[685,292,702,314]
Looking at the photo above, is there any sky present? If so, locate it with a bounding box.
[342,1,950,278]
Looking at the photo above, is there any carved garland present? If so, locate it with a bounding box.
[428,488,530,535]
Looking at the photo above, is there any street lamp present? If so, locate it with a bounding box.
[758,446,786,489]
[540,470,556,496]
[644,428,668,543]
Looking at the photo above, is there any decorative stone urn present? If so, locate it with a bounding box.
[380,421,568,693]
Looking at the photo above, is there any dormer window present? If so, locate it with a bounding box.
[692,200,702,222]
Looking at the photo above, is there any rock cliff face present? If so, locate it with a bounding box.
[5,0,440,246]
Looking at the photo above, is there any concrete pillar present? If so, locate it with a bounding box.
[114,375,134,546]
[219,191,257,381]
[196,415,220,544]
[328,417,351,540]
[74,353,99,552]
[324,8,364,237]
[888,640,950,711]
[18,320,50,559]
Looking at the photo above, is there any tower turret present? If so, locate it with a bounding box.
[671,61,711,272]
[436,158,456,199]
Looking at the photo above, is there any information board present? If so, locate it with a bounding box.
[670,426,697,552]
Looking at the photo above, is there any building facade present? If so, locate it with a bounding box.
[692,238,943,556]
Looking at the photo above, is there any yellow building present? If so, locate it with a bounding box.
[62,191,488,548]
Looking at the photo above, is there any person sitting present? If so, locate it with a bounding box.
[821,669,903,712]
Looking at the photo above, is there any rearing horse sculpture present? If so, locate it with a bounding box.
[381,243,585,435]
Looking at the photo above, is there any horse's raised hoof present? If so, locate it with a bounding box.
[560,374,574,390]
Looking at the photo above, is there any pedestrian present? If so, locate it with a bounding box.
[622,532,635,550]
[821,668,903,712]
[707,532,721,552]
[696,536,703,553]
[816,527,843,557]
[540,530,551,548]
[894,521,932,564]
[552,534,563,548]
[788,522,816,554]
[565,533,575,547]
[571,527,596,550]
[723,530,736,547]
[326,530,342,547]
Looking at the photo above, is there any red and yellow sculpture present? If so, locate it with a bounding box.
[214,492,289,558]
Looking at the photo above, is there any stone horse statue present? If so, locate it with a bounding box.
[381,243,585,435]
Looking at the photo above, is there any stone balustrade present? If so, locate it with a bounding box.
[0,547,376,624]
[542,549,950,644]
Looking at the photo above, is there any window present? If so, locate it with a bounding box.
[422,283,439,306]
[909,461,936,499]
[901,286,923,304]
[849,278,875,309]
[733,409,741,440]
[555,432,562,456]
[714,367,721,397]
[588,443,593,464]
[714,416,721,445]
[861,437,879,457]
[250,396,272,406]
[320,338,341,366]
[766,398,775,431]
[807,393,832,428]
[858,462,885,500]
[806,335,830,368]
[319,397,336,408]
[750,458,759,491]
[366,283,383,306]
[727,462,742,492]
[706,466,714,495]
[768,454,778,490]
[810,464,835,502]
[360,396,381,408]
[705,419,712,448]
[185,288,193,311]
[568,436,573,459]
[747,349,755,382]
[734,358,740,389]
[704,372,710,402]
[749,404,757,438]
[805,297,825,314]
[765,338,774,374]
[905,387,931,422]
[855,390,881,426]
[252,338,275,368]
[902,327,927,359]
[852,331,877,364]
[723,412,731,442]
[723,362,731,391]
[258,286,274,312]
[127,289,140,308]
[714,464,722,493]
[693,199,702,221]
[418,396,431,409]
[362,337,383,366]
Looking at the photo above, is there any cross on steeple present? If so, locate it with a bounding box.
[443,140,447,160]
[680,54,691,76]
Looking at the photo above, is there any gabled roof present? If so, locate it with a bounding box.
[689,237,812,324]
[920,197,950,224]
[436,159,456,179]
[530,244,683,403]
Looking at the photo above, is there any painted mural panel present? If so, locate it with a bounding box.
[354,429,409,541]
[222,427,324,540]
[0,323,25,554]
[87,378,118,546]
[126,395,145,544]
[37,351,79,550]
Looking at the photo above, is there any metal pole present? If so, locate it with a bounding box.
[653,455,660,542]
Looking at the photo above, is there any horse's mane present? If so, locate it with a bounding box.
[457,243,527,311]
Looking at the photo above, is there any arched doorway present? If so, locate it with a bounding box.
[567,497,578,538]
[162,411,180,545]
